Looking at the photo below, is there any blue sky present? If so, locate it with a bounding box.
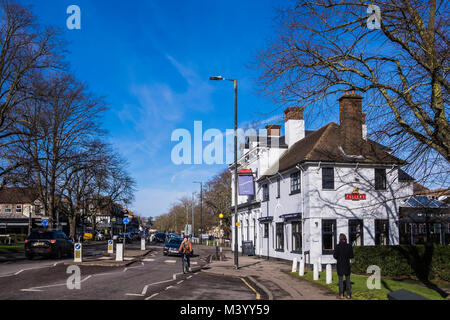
[20,0,335,218]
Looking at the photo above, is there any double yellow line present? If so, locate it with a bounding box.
[240,277,261,300]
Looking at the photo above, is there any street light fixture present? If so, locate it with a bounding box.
[210,75,239,270]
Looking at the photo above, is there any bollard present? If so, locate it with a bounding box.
[326,264,332,284]
[74,243,82,263]
[292,258,298,273]
[299,257,305,276]
[116,243,124,261]
[318,256,322,272]
[141,238,146,251]
[313,262,319,280]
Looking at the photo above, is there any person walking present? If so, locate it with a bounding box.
[333,233,354,299]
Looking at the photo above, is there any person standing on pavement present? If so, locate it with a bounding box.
[333,233,354,299]
[179,235,193,270]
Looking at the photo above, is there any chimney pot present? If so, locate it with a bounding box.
[265,124,281,137]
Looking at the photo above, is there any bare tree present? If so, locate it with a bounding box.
[254,0,449,187]
[14,73,106,227]
[0,0,64,186]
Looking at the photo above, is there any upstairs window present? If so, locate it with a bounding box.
[262,184,269,201]
[375,169,387,190]
[322,167,334,190]
[290,172,300,194]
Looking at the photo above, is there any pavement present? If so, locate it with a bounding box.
[202,248,337,300]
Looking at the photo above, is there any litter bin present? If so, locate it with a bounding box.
[242,241,255,256]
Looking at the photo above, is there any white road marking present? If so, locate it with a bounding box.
[124,257,133,261]
[14,270,24,275]
[126,293,144,297]
[143,258,154,262]
[187,275,193,279]
[21,275,92,292]
[21,289,43,292]
[141,285,149,295]
[145,293,159,300]
[165,260,176,263]
[177,280,184,285]
[172,273,183,280]
[165,286,173,290]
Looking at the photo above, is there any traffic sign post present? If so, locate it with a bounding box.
[74,243,82,262]
[108,240,114,254]
[123,217,129,249]
[42,219,49,228]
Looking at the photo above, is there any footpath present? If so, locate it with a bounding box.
[202,248,337,300]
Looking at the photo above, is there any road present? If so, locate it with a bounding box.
[0,242,261,300]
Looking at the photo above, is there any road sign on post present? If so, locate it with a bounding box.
[108,240,114,254]
[74,243,82,262]
[42,219,49,228]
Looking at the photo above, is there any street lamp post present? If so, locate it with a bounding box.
[193,181,203,244]
[209,75,239,269]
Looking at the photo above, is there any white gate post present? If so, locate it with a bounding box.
[326,264,332,284]
[292,258,298,273]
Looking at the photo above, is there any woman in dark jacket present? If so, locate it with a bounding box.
[333,233,354,299]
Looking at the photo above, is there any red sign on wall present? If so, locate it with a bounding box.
[345,187,366,201]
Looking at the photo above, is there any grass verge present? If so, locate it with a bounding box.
[288,270,448,300]
[0,244,24,254]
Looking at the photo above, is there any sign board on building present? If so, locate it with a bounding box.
[238,169,254,196]
[345,187,367,200]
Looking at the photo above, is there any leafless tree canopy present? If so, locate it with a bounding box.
[0,1,136,236]
[254,0,449,188]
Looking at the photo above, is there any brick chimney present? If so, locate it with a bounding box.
[339,90,364,155]
[284,106,305,148]
[265,124,281,137]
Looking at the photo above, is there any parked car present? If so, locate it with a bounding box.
[163,237,184,256]
[25,230,73,260]
[153,232,166,243]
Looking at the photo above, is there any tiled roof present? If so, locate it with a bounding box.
[259,122,405,179]
[0,187,39,204]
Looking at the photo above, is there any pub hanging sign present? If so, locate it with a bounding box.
[345,187,366,201]
[238,168,255,196]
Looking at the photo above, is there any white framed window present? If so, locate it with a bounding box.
[5,205,12,213]
[16,205,22,213]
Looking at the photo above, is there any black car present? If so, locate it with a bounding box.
[163,237,184,256]
[153,232,166,243]
[25,230,74,260]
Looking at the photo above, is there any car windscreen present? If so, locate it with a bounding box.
[28,231,55,240]
[168,238,183,244]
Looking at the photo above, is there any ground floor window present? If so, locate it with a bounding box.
[322,220,336,254]
[276,223,284,251]
[292,221,302,252]
[375,219,389,245]
[349,219,364,246]
[263,223,269,238]
[399,222,449,245]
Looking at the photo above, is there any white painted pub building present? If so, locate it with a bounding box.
[230,91,414,266]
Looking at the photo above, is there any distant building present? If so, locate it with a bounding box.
[0,187,49,234]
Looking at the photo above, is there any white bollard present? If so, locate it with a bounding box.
[292,258,298,273]
[318,256,322,272]
[141,238,146,251]
[313,262,319,280]
[116,243,124,261]
[299,257,305,276]
[326,264,332,284]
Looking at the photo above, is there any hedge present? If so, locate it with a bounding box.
[352,245,450,282]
